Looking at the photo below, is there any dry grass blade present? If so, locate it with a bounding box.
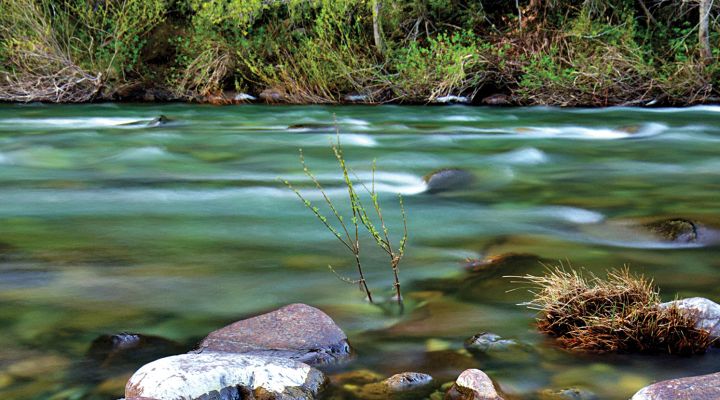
[515,265,714,354]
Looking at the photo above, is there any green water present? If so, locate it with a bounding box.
[1,104,719,399]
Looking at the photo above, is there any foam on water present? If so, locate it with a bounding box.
[0,117,142,128]
[491,147,548,165]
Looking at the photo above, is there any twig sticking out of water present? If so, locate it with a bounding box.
[282,124,407,308]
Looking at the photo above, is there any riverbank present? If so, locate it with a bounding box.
[2,0,718,106]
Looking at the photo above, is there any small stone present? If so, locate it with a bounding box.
[197,303,351,365]
[464,333,518,353]
[660,297,720,339]
[125,353,325,400]
[445,369,503,400]
[631,372,720,400]
[384,372,434,391]
[259,88,285,102]
[481,94,510,106]
[423,169,474,194]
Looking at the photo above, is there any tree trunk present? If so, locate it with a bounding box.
[699,0,713,62]
[372,0,386,57]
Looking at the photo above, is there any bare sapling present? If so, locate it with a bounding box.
[282,127,407,307]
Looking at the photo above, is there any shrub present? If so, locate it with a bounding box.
[517,266,713,355]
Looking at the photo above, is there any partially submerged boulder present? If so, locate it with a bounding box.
[86,332,185,370]
[125,353,326,400]
[631,372,720,400]
[660,297,720,339]
[197,303,351,365]
[644,218,698,243]
[464,333,518,354]
[354,371,434,399]
[423,169,474,194]
[445,369,503,400]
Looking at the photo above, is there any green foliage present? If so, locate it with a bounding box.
[390,31,490,102]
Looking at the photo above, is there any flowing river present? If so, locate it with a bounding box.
[1,104,719,399]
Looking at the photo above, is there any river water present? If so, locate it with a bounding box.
[1,104,719,399]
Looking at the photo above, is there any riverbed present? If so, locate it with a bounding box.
[1,104,719,399]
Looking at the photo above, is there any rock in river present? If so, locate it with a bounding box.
[423,168,474,194]
[354,372,434,399]
[86,332,185,370]
[643,218,698,243]
[125,353,326,400]
[445,369,504,400]
[660,297,720,339]
[631,372,720,400]
[196,303,351,365]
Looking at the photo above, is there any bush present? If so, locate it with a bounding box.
[518,266,713,355]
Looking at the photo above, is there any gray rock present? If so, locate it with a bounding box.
[538,388,599,400]
[233,93,256,101]
[259,88,285,102]
[660,297,720,339]
[445,369,503,400]
[125,353,326,400]
[196,303,351,365]
[464,333,517,353]
[423,169,474,194]
[631,372,720,400]
[433,95,470,104]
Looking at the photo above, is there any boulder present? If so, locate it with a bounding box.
[445,369,503,400]
[433,95,470,104]
[660,297,720,339]
[125,353,325,400]
[631,372,720,400]
[384,372,434,391]
[146,115,171,127]
[423,169,474,194]
[196,303,351,365]
[537,388,599,400]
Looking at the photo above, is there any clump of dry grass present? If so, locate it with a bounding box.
[516,266,713,355]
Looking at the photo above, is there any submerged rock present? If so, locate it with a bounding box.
[287,123,335,131]
[464,253,542,275]
[445,369,503,400]
[464,333,518,354]
[354,372,434,399]
[423,168,474,194]
[125,353,326,400]
[196,303,351,365]
[660,297,720,339]
[631,372,720,400]
[538,388,599,400]
[146,115,171,127]
[86,332,185,369]
[644,218,698,243]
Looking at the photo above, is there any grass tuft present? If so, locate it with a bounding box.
[516,265,713,354]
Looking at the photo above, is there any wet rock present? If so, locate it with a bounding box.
[355,372,434,399]
[86,332,185,369]
[233,92,256,102]
[481,94,510,106]
[538,388,599,400]
[330,369,384,386]
[464,253,541,275]
[287,123,335,132]
[146,115,171,127]
[660,297,720,339]
[644,218,698,243]
[464,333,517,354]
[259,88,286,103]
[445,369,503,400]
[423,168,474,194]
[384,372,434,391]
[197,303,351,365]
[631,372,720,400]
[125,353,326,400]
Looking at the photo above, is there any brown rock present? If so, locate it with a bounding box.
[259,88,286,103]
[445,369,503,400]
[197,303,351,365]
[631,372,720,400]
[481,94,510,106]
